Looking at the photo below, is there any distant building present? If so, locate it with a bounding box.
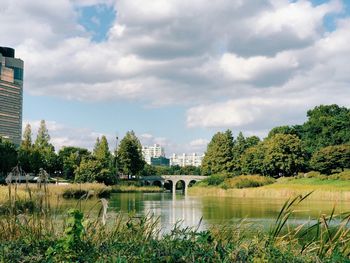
[0,47,24,146]
[170,153,204,167]
[151,156,170,166]
[142,144,165,165]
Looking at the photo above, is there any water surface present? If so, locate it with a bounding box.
[107,192,350,232]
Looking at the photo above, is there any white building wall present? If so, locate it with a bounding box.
[170,153,204,167]
[142,144,165,164]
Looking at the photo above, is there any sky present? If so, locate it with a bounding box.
[1,0,350,156]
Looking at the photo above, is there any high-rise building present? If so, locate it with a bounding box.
[0,47,24,146]
[170,153,204,167]
[142,144,165,164]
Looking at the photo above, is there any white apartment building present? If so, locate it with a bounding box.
[142,144,165,164]
[170,153,204,167]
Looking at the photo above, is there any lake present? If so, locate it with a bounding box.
[106,192,350,232]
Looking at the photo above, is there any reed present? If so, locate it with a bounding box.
[1,180,350,262]
[190,177,350,201]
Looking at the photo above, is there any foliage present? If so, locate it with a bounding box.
[268,125,301,138]
[28,120,59,175]
[117,131,145,177]
[93,135,111,168]
[140,163,201,176]
[58,146,90,180]
[203,174,227,186]
[0,137,18,178]
[222,175,275,189]
[74,158,105,183]
[201,130,234,175]
[2,190,350,262]
[310,144,350,174]
[231,132,260,175]
[240,144,265,175]
[262,134,306,177]
[301,104,350,154]
[74,158,101,183]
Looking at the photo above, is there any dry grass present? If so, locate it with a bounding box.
[0,183,163,204]
[189,177,350,201]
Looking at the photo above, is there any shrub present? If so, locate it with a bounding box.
[62,189,90,199]
[221,175,275,189]
[205,174,227,186]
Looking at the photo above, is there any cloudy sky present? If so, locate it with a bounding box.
[1,0,350,155]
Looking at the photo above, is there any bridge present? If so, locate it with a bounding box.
[140,175,208,195]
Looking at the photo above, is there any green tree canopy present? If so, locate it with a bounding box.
[262,134,305,177]
[201,130,234,175]
[93,135,111,168]
[18,124,33,173]
[240,144,264,175]
[310,144,350,174]
[301,104,350,153]
[58,146,90,179]
[0,137,18,178]
[33,120,58,174]
[117,131,144,177]
[232,132,261,174]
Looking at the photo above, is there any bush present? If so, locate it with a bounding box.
[62,189,90,199]
[305,171,321,178]
[221,175,275,189]
[204,174,227,186]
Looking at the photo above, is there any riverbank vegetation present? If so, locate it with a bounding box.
[190,171,350,201]
[1,184,350,262]
[0,183,162,207]
[202,105,350,178]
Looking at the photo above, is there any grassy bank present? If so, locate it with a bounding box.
[0,183,163,203]
[190,177,350,201]
[1,191,350,262]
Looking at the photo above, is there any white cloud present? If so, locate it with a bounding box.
[220,52,299,83]
[23,120,114,151]
[2,0,350,138]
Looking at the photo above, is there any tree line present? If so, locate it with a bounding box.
[202,104,350,177]
[0,122,148,184]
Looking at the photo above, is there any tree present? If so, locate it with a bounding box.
[310,145,350,174]
[262,134,305,177]
[301,105,350,154]
[74,158,102,183]
[240,144,264,175]
[0,137,18,178]
[268,125,300,138]
[18,124,33,173]
[93,135,111,168]
[117,131,145,177]
[58,146,90,180]
[22,124,32,150]
[201,130,234,175]
[35,120,51,149]
[33,120,58,174]
[232,132,261,174]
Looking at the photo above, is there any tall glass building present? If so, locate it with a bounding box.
[0,47,24,146]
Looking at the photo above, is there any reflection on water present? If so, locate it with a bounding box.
[108,192,350,232]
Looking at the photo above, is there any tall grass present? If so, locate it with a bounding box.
[1,174,350,262]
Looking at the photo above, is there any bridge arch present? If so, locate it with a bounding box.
[175,180,187,195]
[153,180,163,188]
[188,180,197,187]
[139,175,208,195]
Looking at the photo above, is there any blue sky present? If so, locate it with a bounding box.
[2,0,350,155]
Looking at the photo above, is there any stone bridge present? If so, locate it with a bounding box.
[140,175,208,195]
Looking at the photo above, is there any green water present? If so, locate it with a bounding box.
[106,192,350,231]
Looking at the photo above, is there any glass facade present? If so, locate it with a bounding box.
[0,47,23,146]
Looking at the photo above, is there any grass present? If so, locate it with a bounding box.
[190,176,350,201]
[1,178,350,261]
[0,183,163,203]
[1,181,350,262]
